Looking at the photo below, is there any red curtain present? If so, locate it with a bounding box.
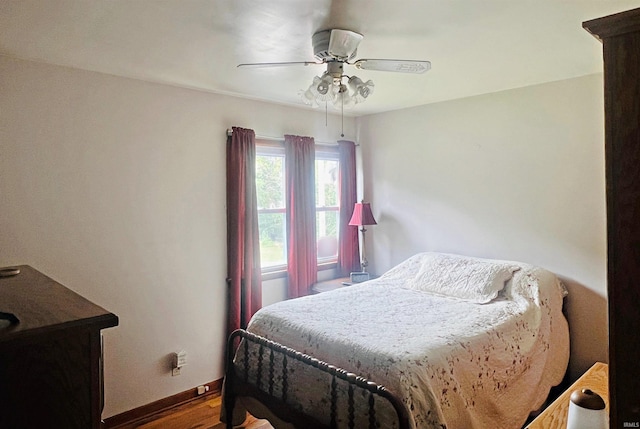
[337,140,360,276]
[285,134,317,298]
[226,127,262,338]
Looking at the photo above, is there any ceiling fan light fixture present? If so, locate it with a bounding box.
[304,72,338,104]
[300,87,319,107]
[335,85,354,107]
[315,72,334,95]
[240,28,430,111]
[302,70,374,107]
[305,76,321,95]
[348,76,375,102]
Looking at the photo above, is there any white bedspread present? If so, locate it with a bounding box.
[243,258,569,429]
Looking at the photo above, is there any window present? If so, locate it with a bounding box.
[315,148,340,264]
[255,144,286,270]
[255,141,340,272]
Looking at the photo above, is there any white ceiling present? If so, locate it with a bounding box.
[2,0,640,116]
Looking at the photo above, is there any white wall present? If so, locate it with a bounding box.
[0,55,355,417]
[0,53,608,415]
[357,74,607,380]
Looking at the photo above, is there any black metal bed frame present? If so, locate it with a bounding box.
[224,329,411,429]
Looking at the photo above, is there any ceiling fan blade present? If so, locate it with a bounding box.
[237,61,323,69]
[353,59,431,74]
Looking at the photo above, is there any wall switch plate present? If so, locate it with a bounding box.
[171,367,181,376]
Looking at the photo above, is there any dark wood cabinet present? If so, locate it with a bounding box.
[584,8,640,429]
[0,265,118,429]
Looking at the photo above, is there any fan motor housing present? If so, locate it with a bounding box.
[326,61,344,79]
[312,30,332,60]
[312,30,358,62]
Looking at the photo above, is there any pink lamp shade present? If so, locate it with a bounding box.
[349,202,377,226]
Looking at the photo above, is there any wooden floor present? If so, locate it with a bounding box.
[113,390,545,429]
[114,394,273,429]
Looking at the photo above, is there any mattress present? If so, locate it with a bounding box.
[239,253,570,429]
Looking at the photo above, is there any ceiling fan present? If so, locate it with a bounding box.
[238,29,431,108]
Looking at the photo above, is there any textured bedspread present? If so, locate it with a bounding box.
[242,257,569,429]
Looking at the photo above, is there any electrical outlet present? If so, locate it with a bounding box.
[170,350,187,376]
[173,350,187,368]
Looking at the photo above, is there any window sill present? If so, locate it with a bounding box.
[318,261,337,271]
[261,261,337,281]
[262,269,287,281]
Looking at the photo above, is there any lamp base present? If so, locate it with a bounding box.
[350,272,370,283]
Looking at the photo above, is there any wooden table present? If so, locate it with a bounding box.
[311,277,351,294]
[525,362,608,429]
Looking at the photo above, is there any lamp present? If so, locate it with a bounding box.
[348,76,374,103]
[301,62,374,109]
[349,201,377,275]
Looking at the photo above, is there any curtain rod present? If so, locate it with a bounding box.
[226,129,357,147]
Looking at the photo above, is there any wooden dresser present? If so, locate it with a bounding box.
[0,265,119,429]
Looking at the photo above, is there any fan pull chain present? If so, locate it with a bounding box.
[325,101,328,127]
[341,93,345,137]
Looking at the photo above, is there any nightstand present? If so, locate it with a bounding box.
[311,277,351,294]
[525,362,608,429]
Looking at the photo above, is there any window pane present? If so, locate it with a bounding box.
[316,209,339,260]
[256,150,286,269]
[315,159,339,207]
[256,154,284,210]
[316,157,340,262]
[258,212,286,268]
[255,144,342,269]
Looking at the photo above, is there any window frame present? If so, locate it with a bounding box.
[255,140,340,279]
[255,141,287,275]
[314,146,340,266]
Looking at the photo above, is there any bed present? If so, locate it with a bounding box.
[223,252,570,429]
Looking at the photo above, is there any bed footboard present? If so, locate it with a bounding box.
[224,329,410,429]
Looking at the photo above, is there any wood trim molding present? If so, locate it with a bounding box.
[102,379,223,429]
[583,6,640,40]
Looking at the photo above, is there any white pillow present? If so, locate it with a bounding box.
[404,252,521,303]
